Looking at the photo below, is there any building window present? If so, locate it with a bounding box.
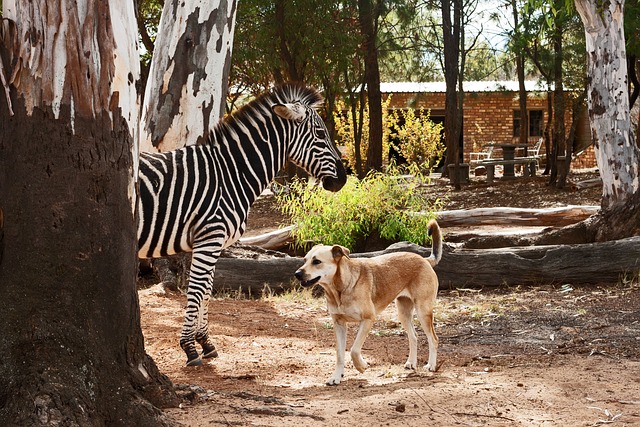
[513,110,544,137]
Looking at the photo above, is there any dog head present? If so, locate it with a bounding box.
[294,244,350,288]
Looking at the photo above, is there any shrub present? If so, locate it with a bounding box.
[277,167,444,251]
[389,109,445,173]
[333,97,393,176]
[334,99,444,175]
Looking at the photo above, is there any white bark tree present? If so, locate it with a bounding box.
[567,0,640,242]
[575,0,640,208]
[140,0,238,152]
[0,0,176,423]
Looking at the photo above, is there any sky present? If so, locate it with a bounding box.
[468,0,514,50]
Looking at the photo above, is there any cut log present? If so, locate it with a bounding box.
[212,237,640,294]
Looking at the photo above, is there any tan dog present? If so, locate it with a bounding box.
[294,220,442,385]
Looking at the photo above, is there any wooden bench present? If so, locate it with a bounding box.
[477,157,538,182]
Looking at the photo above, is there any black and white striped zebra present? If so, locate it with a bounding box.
[137,84,347,366]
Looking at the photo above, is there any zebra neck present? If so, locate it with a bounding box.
[210,122,288,201]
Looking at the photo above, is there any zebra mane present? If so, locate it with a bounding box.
[208,83,324,146]
[227,84,324,123]
[267,83,324,109]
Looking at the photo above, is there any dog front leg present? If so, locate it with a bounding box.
[350,319,374,373]
[328,320,347,386]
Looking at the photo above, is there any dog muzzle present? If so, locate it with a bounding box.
[294,270,320,287]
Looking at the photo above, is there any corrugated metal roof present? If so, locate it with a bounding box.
[380,81,549,93]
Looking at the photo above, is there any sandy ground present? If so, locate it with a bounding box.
[139,170,640,426]
[140,283,640,426]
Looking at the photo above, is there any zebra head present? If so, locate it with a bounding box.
[271,85,347,192]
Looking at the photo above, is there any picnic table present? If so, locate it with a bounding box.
[477,142,538,182]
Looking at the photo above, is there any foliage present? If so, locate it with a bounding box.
[464,40,515,81]
[377,6,442,82]
[277,168,443,251]
[333,96,393,175]
[516,0,586,90]
[389,108,445,173]
[231,0,361,95]
[335,97,444,175]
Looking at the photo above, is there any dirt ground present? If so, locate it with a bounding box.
[139,170,640,426]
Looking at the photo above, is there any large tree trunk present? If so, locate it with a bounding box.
[574,0,640,240]
[140,0,238,152]
[0,2,176,424]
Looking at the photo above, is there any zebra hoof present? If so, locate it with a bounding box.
[186,356,203,367]
[201,342,218,359]
[181,342,202,366]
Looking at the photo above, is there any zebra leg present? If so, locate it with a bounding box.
[195,285,218,359]
[180,245,222,366]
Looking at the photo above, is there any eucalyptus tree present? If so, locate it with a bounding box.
[0,0,177,423]
[574,0,640,239]
[140,0,238,152]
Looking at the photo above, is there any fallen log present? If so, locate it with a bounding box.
[212,236,640,294]
[573,177,602,190]
[239,206,600,251]
[435,205,599,227]
[239,225,295,249]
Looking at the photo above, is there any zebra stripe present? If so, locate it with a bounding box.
[137,84,347,365]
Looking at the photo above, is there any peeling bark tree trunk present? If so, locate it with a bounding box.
[574,0,640,240]
[140,0,238,152]
[0,1,176,424]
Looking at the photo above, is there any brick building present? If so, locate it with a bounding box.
[380,81,597,170]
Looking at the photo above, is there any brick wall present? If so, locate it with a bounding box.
[572,144,597,170]
[383,90,596,169]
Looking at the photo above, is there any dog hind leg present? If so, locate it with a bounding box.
[415,302,438,371]
[396,296,419,369]
[328,320,348,385]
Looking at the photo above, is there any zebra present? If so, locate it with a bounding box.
[137,83,347,366]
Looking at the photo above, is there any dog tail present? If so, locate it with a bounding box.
[427,219,442,267]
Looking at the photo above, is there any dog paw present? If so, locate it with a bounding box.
[424,362,437,372]
[353,358,368,373]
[404,361,416,370]
[326,374,343,386]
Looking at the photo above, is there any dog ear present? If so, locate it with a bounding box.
[331,245,350,260]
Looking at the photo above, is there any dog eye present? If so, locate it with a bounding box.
[312,259,322,265]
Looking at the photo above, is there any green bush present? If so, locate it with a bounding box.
[389,109,445,173]
[277,167,444,251]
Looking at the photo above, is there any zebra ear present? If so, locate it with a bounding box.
[272,103,306,122]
